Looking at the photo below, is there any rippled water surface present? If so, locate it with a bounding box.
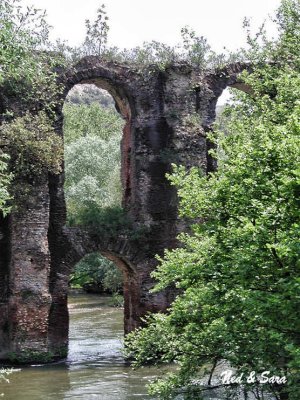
[1,294,164,400]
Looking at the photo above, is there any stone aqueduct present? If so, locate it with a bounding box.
[0,57,249,361]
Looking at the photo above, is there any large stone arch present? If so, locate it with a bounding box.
[0,58,250,362]
[46,59,139,351]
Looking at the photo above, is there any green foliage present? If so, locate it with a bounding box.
[70,252,123,294]
[70,206,130,236]
[101,27,233,71]
[63,95,123,225]
[64,127,122,222]
[82,4,109,56]
[181,26,226,69]
[1,111,63,178]
[0,152,12,215]
[0,0,65,214]
[125,2,300,399]
[63,101,122,144]
[0,0,48,82]
[70,204,148,242]
[116,41,179,70]
[8,350,55,364]
[108,292,124,307]
[0,0,64,113]
[64,88,125,295]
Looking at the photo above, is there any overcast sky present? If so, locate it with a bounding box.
[22,0,282,52]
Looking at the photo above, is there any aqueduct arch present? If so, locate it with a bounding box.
[0,57,249,362]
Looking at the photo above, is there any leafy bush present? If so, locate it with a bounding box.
[125,2,300,399]
[0,0,65,113]
[63,97,123,225]
[70,206,131,236]
[0,152,12,216]
[90,27,235,71]
[1,112,63,178]
[0,1,64,214]
[108,293,124,307]
[70,252,123,294]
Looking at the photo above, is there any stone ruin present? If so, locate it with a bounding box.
[0,57,249,362]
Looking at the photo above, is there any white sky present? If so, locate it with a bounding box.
[21,0,282,53]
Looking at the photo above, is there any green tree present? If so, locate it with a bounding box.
[82,3,109,56]
[0,0,64,214]
[0,0,63,113]
[125,2,300,399]
[70,252,123,294]
[63,89,124,292]
[180,26,227,68]
[63,100,123,224]
[1,112,63,178]
[63,102,122,144]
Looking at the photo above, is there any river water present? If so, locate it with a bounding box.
[1,294,166,400]
[1,294,271,400]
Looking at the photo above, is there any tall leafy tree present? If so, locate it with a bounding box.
[0,0,64,215]
[63,101,122,144]
[0,0,63,112]
[82,3,109,56]
[125,2,300,400]
[63,89,124,292]
[63,99,123,224]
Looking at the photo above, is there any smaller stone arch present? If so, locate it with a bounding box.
[193,62,254,172]
[62,225,143,335]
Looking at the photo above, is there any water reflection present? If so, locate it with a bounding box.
[2,365,71,400]
[1,294,161,400]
